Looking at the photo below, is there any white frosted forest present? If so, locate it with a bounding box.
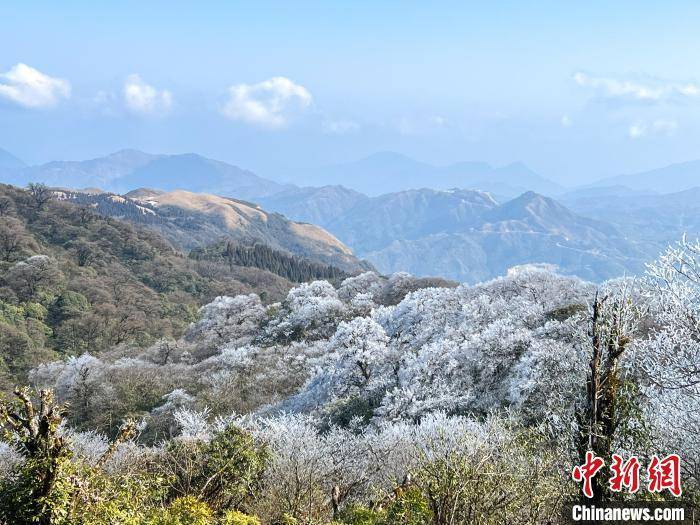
[3,237,699,522]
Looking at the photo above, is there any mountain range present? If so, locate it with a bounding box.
[590,160,700,194]
[294,152,564,198]
[3,150,289,200]
[562,186,700,246]
[3,146,700,283]
[263,187,650,283]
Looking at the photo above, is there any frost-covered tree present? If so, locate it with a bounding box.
[636,238,700,487]
[186,294,266,352]
[264,280,348,342]
[338,271,385,303]
[329,317,391,394]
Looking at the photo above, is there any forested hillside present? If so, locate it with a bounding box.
[0,183,308,389]
[190,240,349,283]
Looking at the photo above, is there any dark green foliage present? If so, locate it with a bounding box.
[336,488,432,525]
[159,425,269,512]
[545,302,587,322]
[0,388,173,525]
[326,395,377,430]
[0,388,72,525]
[191,240,348,283]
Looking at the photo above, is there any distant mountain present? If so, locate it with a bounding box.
[115,153,288,198]
[299,152,563,197]
[324,188,497,253]
[18,149,156,189]
[560,185,656,200]
[563,185,700,248]
[8,150,289,200]
[57,188,371,273]
[483,191,618,238]
[266,187,649,283]
[591,160,700,193]
[442,161,561,198]
[258,185,369,227]
[0,147,25,169]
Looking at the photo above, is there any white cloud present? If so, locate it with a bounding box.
[123,74,173,115]
[628,121,646,138]
[561,114,572,127]
[652,119,678,134]
[396,114,448,136]
[221,77,312,128]
[430,115,448,126]
[628,119,678,139]
[0,63,71,108]
[323,119,360,135]
[574,72,700,103]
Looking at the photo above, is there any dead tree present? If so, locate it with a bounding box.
[577,289,638,501]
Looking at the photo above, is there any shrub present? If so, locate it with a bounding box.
[148,496,214,525]
[160,425,268,511]
[220,509,262,525]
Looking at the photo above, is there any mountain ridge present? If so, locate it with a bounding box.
[57,187,371,273]
[7,149,290,201]
[263,186,649,283]
[0,147,26,169]
[590,159,700,193]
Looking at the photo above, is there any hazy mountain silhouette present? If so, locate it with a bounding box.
[591,160,700,193]
[9,150,289,200]
[0,147,25,169]
[299,152,563,197]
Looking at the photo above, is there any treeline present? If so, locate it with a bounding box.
[60,190,167,225]
[191,240,349,283]
[60,192,219,235]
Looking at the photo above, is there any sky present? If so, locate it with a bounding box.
[2,1,700,186]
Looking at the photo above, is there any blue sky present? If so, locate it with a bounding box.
[2,1,700,185]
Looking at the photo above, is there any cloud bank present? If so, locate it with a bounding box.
[628,119,678,139]
[0,63,71,108]
[574,72,700,103]
[221,77,312,128]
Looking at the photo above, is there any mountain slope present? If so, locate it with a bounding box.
[257,185,369,226]
[59,188,371,273]
[0,147,25,169]
[325,188,498,252]
[115,154,287,198]
[563,186,700,246]
[18,149,156,189]
[266,187,649,283]
[365,192,646,282]
[483,191,618,238]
